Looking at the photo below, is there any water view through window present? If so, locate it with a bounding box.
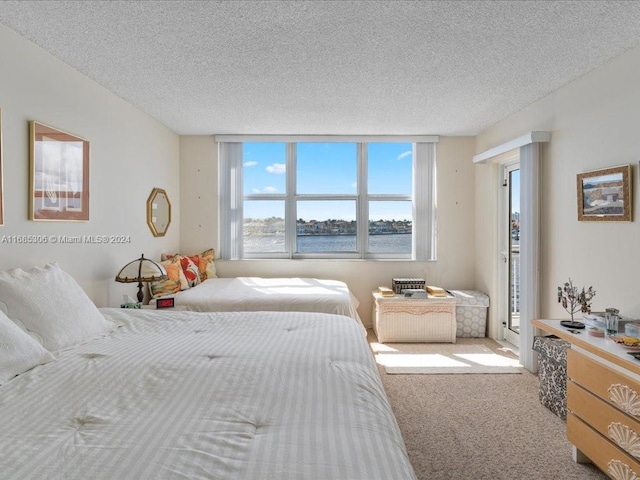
[243,218,412,253]
[242,141,414,255]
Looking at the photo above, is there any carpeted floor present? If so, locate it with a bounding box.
[373,341,523,374]
[369,331,607,480]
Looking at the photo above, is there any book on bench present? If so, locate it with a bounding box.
[426,285,447,297]
[378,286,395,297]
[404,289,428,298]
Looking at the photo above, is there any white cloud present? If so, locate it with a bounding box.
[397,150,412,160]
[265,163,286,174]
[252,186,278,194]
[244,161,258,167]
[351,182,357,189]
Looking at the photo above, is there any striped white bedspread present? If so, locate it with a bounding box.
[0,309,415,480]
[153,277,361,322]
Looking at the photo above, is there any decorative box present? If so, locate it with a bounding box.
[532,335,571,420]
[449,290,489,338]
[120,302,141,309]
[372,292,456,343]
[625,322,640,337]
[391,278,425,294]
[583,312,607,331]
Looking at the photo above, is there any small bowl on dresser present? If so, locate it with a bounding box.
[588,327,605,338]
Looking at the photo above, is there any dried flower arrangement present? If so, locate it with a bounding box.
[557,278,596,321]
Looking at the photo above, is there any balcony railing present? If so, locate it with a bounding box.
[510,243,520,331]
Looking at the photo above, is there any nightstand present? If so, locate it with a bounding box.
[371,292,457,343]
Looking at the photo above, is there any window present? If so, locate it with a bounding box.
[219,136,437,260]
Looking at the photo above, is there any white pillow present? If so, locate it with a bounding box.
[0,309,54,384]
[0,263,117,351]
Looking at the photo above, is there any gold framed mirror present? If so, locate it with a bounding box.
[146,188,171,237]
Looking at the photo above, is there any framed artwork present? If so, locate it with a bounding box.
[0,108,3,226]
[577,164,632,222]
[29,121,89,221]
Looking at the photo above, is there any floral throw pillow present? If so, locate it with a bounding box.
[196,248,217,281]
[162,248,217,283]
[177,255,201,288]
[149,257,189,298]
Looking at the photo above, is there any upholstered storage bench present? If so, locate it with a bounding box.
[371,291,457,343]
[449,290,490,337]
[532,335,571,420]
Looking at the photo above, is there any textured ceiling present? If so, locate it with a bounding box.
[2,1,640,136]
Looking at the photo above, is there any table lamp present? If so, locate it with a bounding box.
[115,254,166,304]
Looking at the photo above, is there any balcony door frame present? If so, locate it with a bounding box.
[498,156,521,348]
[473,131,549,372]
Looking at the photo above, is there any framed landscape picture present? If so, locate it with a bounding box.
[0,108,3,225]
[577,164,631,222]
[29,121,89,221]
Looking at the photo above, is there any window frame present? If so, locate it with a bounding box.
[218,135,438,261]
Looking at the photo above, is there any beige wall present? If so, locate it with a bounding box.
[0,22,477,320]
[179,135,477,327]
[0,25,180,306]
[179,135,218,254]
[475,44,640,332]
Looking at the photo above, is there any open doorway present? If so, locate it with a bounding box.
[499,158,520,351]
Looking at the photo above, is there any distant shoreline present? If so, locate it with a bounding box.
[251,232,412,237]
[244,232,412,254]
[299,233,410,236]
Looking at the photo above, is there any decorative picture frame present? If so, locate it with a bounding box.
[0,108,4,226]
[29,121,89,221]
[577,164,632,222]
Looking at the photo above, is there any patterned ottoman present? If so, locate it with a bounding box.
[532,335,571,420]
[450,290,489,337]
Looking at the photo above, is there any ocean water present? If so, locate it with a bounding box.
[244,233,411,254]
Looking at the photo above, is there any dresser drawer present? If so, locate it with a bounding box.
[569,380,640,461]
[568,349,640,420]
[568,413,640,479]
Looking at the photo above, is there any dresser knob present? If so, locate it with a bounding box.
[608,459,639,480]
[609,422,640,460]
[609,384,640,418]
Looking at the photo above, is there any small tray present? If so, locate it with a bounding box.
[560,320,585,329]
[609,335,640,351]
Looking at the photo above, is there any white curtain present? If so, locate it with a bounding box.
[218,142,243,260]
[413,142,436,261]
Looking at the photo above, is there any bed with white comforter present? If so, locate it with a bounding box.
[0,308,415,479]
[153,276,362,323]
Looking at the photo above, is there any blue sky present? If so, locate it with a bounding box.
[511,168,520,213]
[243,142,413,221]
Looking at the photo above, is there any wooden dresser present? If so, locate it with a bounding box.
[534,319,640,479]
